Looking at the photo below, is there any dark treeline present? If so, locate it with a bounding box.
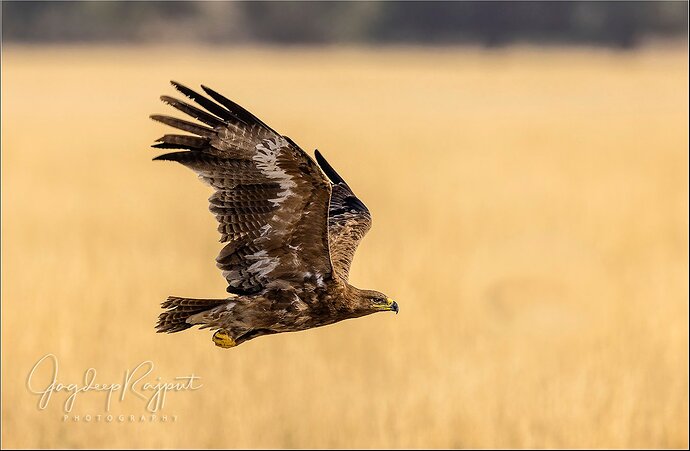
[2,1,688,48]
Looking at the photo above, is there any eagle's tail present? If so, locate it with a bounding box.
[156,296,227,333]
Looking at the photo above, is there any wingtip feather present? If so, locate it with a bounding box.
[314,149,347,186]
[152,151,191,162]
[152,153,174,162]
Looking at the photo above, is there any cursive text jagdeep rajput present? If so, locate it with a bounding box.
[27,354,202,413]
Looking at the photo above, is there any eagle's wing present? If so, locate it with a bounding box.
[152,82,333,294]
[314,150,372,281]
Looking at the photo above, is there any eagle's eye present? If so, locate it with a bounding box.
[369,295,398,313]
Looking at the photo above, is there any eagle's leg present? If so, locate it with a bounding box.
[212,329,237,348]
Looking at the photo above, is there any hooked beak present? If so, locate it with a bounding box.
[389,299,399,314]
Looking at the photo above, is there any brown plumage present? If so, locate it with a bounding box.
[153,82,398,348]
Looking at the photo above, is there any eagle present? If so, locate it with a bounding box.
[153,82,398,348]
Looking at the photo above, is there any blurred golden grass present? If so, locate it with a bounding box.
[2,45,688,448]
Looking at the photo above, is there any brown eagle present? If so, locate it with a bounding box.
[153,82,398,348]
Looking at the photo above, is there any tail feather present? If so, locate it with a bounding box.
[156,296,227,333]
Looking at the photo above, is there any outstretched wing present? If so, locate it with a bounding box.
[314,150,372,281]
[152,82,333,294]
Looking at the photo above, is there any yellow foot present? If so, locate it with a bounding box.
[212,330,237,348]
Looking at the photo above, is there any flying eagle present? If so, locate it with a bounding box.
[153,82,398,348]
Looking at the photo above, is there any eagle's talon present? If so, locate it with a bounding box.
[212,330,236,348]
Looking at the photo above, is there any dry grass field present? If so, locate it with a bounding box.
[2,45,688,448]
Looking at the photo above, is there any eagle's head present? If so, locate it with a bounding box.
[362,290,399,314]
